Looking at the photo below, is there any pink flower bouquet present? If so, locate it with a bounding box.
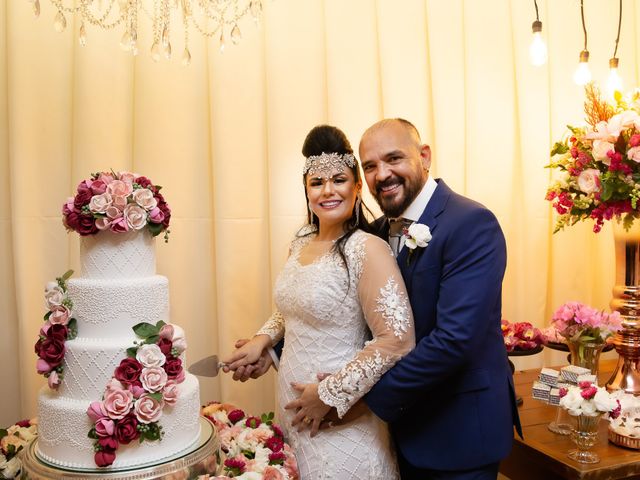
[0,418,38,479]
[501,320,543,352]
[550,301,622,344]
[201,403,299,480]
[62,171,171,241]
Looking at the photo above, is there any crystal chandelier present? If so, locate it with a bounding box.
[26,0,263,65]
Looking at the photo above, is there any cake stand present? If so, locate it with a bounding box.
[21,417,219,480]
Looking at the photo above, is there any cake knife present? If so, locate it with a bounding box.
[188,355,227,377]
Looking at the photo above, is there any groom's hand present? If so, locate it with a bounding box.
[319,400,371,430]
[224,339,273,382]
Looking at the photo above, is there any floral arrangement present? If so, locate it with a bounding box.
[501,319,543,352]
[0,419,37,479]
[201,402,299,480]
[559,381,621,418]
[34,270,77,390]
[62,171,171,241]
[546,85,640,233]
[551,301,622,344]
[87,321,187,467]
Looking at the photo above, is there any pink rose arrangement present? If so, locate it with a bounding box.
[62,171,171,242]
[551,301,622,344]
[546,85,640,233]
[559,381,621,418]
[0,418,38,479]
[34,270,77,390]
[501,320,543,352]
[201,403,299,480]
[87,321,187,467]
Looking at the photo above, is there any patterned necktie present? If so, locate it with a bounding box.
[388,218,411,257]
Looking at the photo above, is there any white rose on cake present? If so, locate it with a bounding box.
[133,188,158,211]
[136,344,166,368]
[124,203,148,230]
[44,284,64,308]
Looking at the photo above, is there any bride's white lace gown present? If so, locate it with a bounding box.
[257,229,415,480]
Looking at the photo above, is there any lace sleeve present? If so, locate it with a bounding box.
[255,310,285,345]
[317,235,415,417]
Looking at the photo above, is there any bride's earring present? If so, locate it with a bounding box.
[308,202,316,224]
[353,194,362,226]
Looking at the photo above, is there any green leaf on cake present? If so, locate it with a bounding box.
[44,311,52,321]
[148,392,163,403]
[0,428,7,440]
[61,270,74,281]
[133,322,159,338]
[156,320,166,329]
[67,318,78,340]
[148,222,164,237]
[88,428,98,439]
[145,335,160,345]
[126,347,138,358]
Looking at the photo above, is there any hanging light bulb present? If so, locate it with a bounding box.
[607,57,623,99]
[529,20,547,66]
[573,50,591,86]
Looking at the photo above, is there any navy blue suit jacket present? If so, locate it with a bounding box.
[364,179,520,471]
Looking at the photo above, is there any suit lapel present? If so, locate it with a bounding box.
[398,179,451,290]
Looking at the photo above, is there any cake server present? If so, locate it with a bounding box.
[188,355,227,377]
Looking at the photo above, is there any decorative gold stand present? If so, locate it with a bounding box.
[21,417,219,480]
[607,220,640,394]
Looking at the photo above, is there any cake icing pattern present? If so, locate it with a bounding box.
[37,226,201,469]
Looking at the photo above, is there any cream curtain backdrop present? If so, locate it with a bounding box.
[1,0,639,426]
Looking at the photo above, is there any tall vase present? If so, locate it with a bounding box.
[568,413,602,464]
[567,338,605,375]
[606,219,640,394]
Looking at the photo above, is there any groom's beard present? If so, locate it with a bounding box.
[374,175,423,218]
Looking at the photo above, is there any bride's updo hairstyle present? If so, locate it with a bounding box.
[301,125,375,285]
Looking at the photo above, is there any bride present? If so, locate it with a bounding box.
[224,125,415,479]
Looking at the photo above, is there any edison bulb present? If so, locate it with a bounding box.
[607,58,623,99]
[573,51,591,86]
[529,31,548,66]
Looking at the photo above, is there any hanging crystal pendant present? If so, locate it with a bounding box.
[231,24,241,45]
[250,0,262,20]
[182,47,192,66]
[151,42,161,62]
[162,25,170,48]
[53,11,67,33]
[120,31,132,51]
[219,31,225,53]
[79,22,87,46]
[164,42,172,59]
[32,0,41,17]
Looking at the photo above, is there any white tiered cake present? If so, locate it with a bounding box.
[36,230,201,469]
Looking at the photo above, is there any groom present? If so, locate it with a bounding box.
[358,118,520,479]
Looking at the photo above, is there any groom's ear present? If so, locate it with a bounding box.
[420,144,432,171]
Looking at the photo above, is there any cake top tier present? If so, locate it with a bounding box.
[81,230,156,279]
[62,171,171,241]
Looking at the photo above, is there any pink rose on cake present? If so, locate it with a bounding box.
[107,180,133,197]
[124,204,148,230]
[89,193,113,214]
[47,370,61,389]
[134,394,164,424]
[48,306,70,326]
[140,367,168,393]
[136,344,166,368]
[163,381,179,406]
[133,189,158,211]
[95,418,115,437]
[104,388,134,420]
[87,401,109,422]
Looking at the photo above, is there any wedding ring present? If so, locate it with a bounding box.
[303,416,312,425]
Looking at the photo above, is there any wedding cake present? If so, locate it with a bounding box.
[34,172,201,469]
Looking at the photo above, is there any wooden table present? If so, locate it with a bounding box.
[500,360,640,480]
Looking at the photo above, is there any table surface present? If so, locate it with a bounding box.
[500,359,640,480]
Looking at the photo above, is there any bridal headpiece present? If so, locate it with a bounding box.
[303,152,357,179]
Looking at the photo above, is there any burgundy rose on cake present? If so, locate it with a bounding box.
[34,270,77,390]
[62,171,171,242]
[87,320,187,467]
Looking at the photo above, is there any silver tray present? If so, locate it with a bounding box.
[21,417,219,480]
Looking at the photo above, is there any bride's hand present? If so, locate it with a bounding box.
[223,334,271,370]
[284,383,331,437]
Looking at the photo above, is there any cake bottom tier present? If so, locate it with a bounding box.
[37,374,201,470]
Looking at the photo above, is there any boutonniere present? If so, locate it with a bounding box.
[403,223,431,265]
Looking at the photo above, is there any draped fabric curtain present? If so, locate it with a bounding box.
[1,0,638,426]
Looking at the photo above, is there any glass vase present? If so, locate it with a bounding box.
[567,338,605,376]
[568,413,602,464]
[548,404,574,435]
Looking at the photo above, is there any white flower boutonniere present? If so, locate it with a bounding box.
[403,223,431,265]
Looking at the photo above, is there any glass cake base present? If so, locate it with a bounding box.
[21,417,219,480]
